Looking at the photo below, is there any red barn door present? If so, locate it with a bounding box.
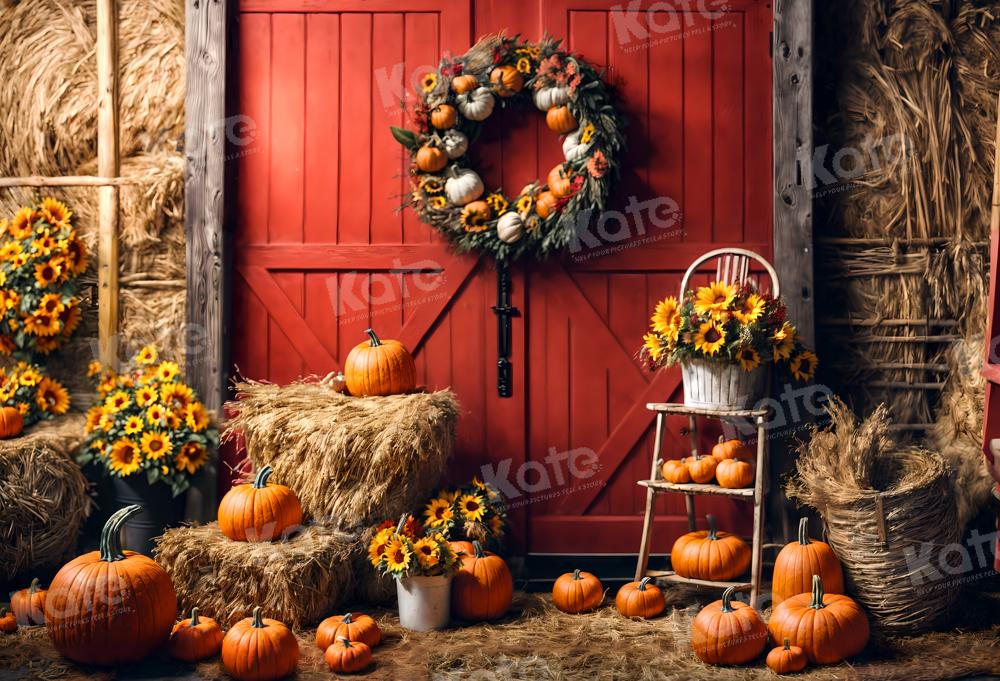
[230,0,772,554]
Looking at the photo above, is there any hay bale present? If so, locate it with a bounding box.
[224,380,458,528]
[154,521,357,627]
[0,415,90,580]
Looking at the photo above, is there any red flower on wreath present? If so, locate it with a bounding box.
[441,60,463,77]
[587,150,608,178]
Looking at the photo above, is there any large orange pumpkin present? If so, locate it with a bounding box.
[218,465,303,542]
[431,104,457,129]
[715,456,754,489]
[546,164,574,198]
[11,577,46,625]
[691,586,768,665]
[344,328,417,397]
[766,638,808,674]
[546,105,578,133]
[44,505,177,665]
[324,637,373,674]
[0,406,23,438]
[490,65,524,96]
[0,608,16,634]
[670,514,750,581]
[684,452,717,484]
[772,517,844,606]
[316,612,381,650]
[768,575,869,665]
[552,569,604,614]
[615,577,665,619]
[661,458,691,484]
[168,607,223,662]
[452,541,513,622]
[222,607,299,681]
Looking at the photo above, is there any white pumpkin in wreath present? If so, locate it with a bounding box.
[496,211,524,244]
[445,168,484,205]
[562,129,592,162]
[534,85,570,111]
[441,130,469,159]
[457,87,495,121]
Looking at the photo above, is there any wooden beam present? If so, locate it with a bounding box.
[97,0,120,367]
[0,176,132,188]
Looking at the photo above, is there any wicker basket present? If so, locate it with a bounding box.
[681,359,767,411]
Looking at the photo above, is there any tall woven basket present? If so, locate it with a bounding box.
[681,359,768,411]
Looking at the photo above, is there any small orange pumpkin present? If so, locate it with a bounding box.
[0,406,23,439]
[711,435,752,461]
[168,607,224,662]
[324,637,373,674]
[684,452,717,484]
[546,105,578,133]
[546,164,574,198]
[535,191,558,219]
[552,569,604,614]
[772,517,845,606]
[415,145,447,172]
[716,456,754,489]
[222,607,299,681]
[661,458,691,484]
[767,637,808,674]
[615,576,665,619]
[691,586,768,665]
[670,514,750,581]
[452,74,478,94]
[0,608,16,634]
[450,540,476,556]
[452,540,513,622]
[489,65,524,96]
[344,328,417,397]
[768,575,869,665]
[218,465,303,542]
[316,612,381,650]
[431,104,457,129]
[11,578,46,625]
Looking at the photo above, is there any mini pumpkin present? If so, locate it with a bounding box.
[0,608,16,634]
[684,452,717,484]
[430,103,457,129]
[316,612,381,650]
[168,607,223,662]
[767,637,808,674]
[452,541,513,622]
[711,435,752,461]
[670,514,750,581]
[445,167,485,205]
[490,65,524,96]
[415,145,447,172]
[0,406,23,438]
[457,87,495,121]
[218,465,303,542]
[546,105,578,134]
[615,576,665,618]
[546,164,574,198]
[441,129,469,159]
[535,191,558,219]
[534,85,570,111]
[562,129,591,162]
[451,74,478,94]
[11,577,46,625]
[716,456,754,489]
[691,586,768,665]
[772,517,845,606]
[552,569,604,614]
[768,575,869,665]
[343,328,417,397]
[496,211,524,244]
[324,637,373,674]
[222,607,299,681]
[661,458,691,484]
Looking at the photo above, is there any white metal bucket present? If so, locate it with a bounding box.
[681,359,767,411]
[396,574,451,631]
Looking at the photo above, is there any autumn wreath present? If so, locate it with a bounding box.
[391,35,625,262]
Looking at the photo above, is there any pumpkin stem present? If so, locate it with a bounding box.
[251,607,265,628]
[783,637,792,651]
[337,636,352,648]
[190,607,200,626]
[0,608,7,617]
[99,504,143,562]
[472,540,486,558]
[342,612,353,624]
[364,328,382,347]
[706,514,718,541]
[718,435,724,444]
[253,465,273,489]
[797,517,812,546]
[29,577,39,595]
[637,577,653,592]
[572,569,582,580]
[809,574,826,610]
[720,586,736,613]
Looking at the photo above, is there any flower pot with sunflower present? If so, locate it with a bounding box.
[396,574,452,632]
[420,477,508,551]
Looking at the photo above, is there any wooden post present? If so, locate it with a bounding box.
[97,0,120,367]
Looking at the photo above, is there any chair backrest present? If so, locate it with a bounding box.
[679,248,780,298]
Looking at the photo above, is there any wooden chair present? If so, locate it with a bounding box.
[679,247,780,299]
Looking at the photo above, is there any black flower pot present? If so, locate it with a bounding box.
[111,476,185,555]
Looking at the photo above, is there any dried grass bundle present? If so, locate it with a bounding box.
[787,397,960,633]
[0,415,90,580]
[154,521,357,627]
[223,380,458,528]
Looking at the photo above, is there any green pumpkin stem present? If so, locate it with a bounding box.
[190,607,200,626]
[251,607,265,628]
[720,586,736,613]
[99,504,143,562]
[798,517,812,545]
[337,636,353,648]
[365,328,382,347]
[0,608,7,618]
[29,578,39,595]
[783,637,792,650]
[572,569,582,580]
[706,514,718,541]
[637,576,653,591]
[809,574,826,610]
[253,466,273,489]
[472,540,486,558]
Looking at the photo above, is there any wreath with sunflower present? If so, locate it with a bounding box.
[391,34,625,262]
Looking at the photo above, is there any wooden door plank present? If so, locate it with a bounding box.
[682,11,714,243]
[338,13,374,244]
[371,13,405,244]
[712,13,744,243]
[304,13,340,245]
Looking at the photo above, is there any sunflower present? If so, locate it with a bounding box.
[428,195,448,209]
[162,381,194,410]
[420,176,444,195]
[38,293,64,316]
[123,415,145,435]
[515,194,534,214]
[110,439,142,476]
[9,208,35,239]
[736,346,761,372]
[384,538,411,572]
[440,488,460,503]
[644,331,668,363]
[136,345,158,365]
[35,377,69,415]
[85,405,104,432]
[489,514,504,537]
[790,350,818,382]
[34,260,62,288]
[693,320,726,356]
[368,527,394,566]
[97,409,115,432]
[516,57,532,74]
[39,198,71,226]
[485,193,509,215]
[15,402,29,416]
[87,360,103,377]
[106,390,131,412]
[59,301,81,338]
[165,412,182,430]
[693,282,737,317]
[156,361,180,382]
[650,296,680,335]
[412,537,441,568]
[772,322,796,362]
[420,72,439,93]
[141,431,173,460]
[424,497,455,528]
[65,235,88,275]
[175,441,208,474]
[525,215,541,232]
[733,293,765,325]
[31,235,56,256]
[91,438,107,457]
[24,310,60,337]
[0,242,21,261]
[185,401,210,432]
[457,493,486,521]
[18,367,40,386]
[580,122,596,145]
[460,205,490,232]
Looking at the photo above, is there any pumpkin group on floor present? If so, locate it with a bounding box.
[660,436,756,488]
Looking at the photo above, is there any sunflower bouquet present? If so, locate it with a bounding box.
[367,514,461,579]
[0,361,71,426]
[421,477,508,549]
[78,345,218,497]
[0,198,87,358]
[640,281,818,381]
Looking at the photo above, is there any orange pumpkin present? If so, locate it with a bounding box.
[546,164,574,198]
[324,637,373,674]
[691,586,768,665]
[450,540,476,556]
[431,104,457,129]
[11,577,46,625]
[0,608,16,634]
[316,612,381,650]
[535,191,558,219]
[415,145,447,172]
[615,577,665,619]
[552,569,603,614]
[464,199,492,222]
[44,505,177,665]
[452,74,478,94]
[218,465,303,542]
[546,105,578,134]
[168,607,223,662]
[711,435,752,461]
[767,637,808,674]
[452,540,513,622]
[670,514,750,581]
[768,575,869,665]
[222,607,299,681]
[489,65,524,96]
[344,328,417,397]
[0,406,23,438]
[684,452,717,484]
[715,456,754,489]
[772,518,845,606]
[661,458,691,484]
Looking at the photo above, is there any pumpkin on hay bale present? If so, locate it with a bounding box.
[223,379,458,528]
[154,520,357,627]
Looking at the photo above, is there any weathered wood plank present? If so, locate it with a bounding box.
[0,176,131,188]
[97,0,120,366]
